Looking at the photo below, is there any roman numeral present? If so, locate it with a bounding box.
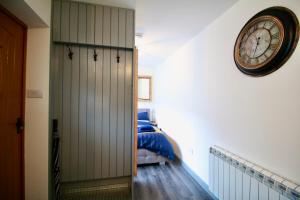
[269,23,276,30]
[272,32,279,39]
[269,44,277,50]
[242,35,248,42]
[252,58,258,65]
[242,54,249,63]
[253,24,258,31]
[263,21,267,28]
[240,48,245,56]
[258,54,267,63]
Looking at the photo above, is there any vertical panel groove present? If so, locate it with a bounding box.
[116,51,119,177]
[60,45,63,180]
[101,48,104,177]
[61,2,70,42]
[109,9,112,178]
[59,1,62,40]
[85,47,88,178]
[69,45,72,180]
[77,3,79,43]
[85,4,87,43]
[86,5,95,44]
[116,9,119,177]
[116,52,118,177]
[78,3,87,44]
[94,5,96,44]
[123,49,126,176]
[70,2,79,43]
[69,4,71,42]
[118,9,126,47]
[93,50,95,178]
[52,1,61,41]
[123,50,127,174]
[77,47,80,180]
[108,48,111,176]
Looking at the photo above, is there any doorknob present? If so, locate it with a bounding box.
[16,117,24,134]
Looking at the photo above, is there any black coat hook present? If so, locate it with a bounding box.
[93,49,98,61]
[67,46,73,60]
[116,49,120,63]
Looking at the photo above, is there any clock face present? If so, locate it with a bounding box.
[235,16,284,70]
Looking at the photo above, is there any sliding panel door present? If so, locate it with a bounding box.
[54,45,133,181]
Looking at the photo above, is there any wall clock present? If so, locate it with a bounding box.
[234,7,299,76]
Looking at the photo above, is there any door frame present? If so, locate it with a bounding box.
[0,5,27,199]
[133,47,138,177]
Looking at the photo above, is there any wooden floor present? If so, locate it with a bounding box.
[133,161,213,200]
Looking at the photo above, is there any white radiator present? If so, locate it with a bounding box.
[209,146,300,200]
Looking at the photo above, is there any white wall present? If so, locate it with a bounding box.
[25,28,50,200]
[154,0,300,184]
[23,2,51,200]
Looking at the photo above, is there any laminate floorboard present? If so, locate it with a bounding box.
[133,161,213,200]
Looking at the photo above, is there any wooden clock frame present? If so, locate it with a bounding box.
[234,7,299,76]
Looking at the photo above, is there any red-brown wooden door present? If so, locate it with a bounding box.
[0,7,26,200]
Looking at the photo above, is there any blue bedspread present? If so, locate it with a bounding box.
[138,130,175,160]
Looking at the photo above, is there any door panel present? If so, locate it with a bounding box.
[0,8,25,200]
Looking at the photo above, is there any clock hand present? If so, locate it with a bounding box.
[252,37,261,57]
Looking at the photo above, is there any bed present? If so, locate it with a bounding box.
[137,109,175,165]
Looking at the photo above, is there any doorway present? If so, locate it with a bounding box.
[0,6,26,200]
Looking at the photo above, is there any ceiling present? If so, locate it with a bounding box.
[135,0,237,68]
[76,0,238,68]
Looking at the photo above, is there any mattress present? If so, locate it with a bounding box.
[137,149,168,165]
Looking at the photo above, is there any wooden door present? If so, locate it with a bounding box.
[0,7,26,200]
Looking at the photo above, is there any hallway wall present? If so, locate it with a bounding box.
[25,27,50,200]
[154,0,300,184]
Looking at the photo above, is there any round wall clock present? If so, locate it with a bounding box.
[234,7,299,76]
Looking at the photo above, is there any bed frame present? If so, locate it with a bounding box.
[137,149,168,165]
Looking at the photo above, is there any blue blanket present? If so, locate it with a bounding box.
[138,130,175,160]
[137,120,154,126]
